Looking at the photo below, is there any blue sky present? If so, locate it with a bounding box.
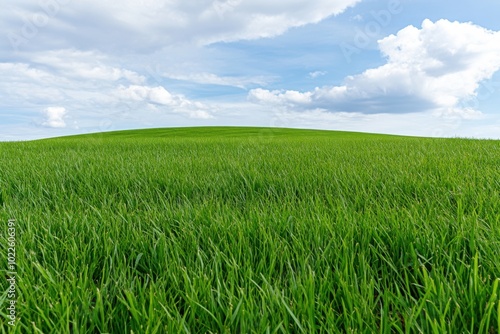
[1,0,500,140]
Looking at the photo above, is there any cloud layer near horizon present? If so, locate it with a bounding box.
[249,19,500,118]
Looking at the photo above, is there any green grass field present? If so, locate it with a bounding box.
[1,126,499,333]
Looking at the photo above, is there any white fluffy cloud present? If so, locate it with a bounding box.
[42,107,67,128]
[249,19,500,117]
[115,85,213,119]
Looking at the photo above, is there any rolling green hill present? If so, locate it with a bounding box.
[1,127,499,333]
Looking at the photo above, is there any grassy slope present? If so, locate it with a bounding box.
[1,127,499,333]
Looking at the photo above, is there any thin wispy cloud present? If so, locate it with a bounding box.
[308,71,327,79]
[162,72,272,89]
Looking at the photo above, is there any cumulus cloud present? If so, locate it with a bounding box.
[42,107,67,128]
[249,19,500,117]
[1,0,361,52]
[116,85,213,119]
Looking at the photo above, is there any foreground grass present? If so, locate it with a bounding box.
[1,126,499,333]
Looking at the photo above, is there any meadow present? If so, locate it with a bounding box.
[0,126,499,333]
